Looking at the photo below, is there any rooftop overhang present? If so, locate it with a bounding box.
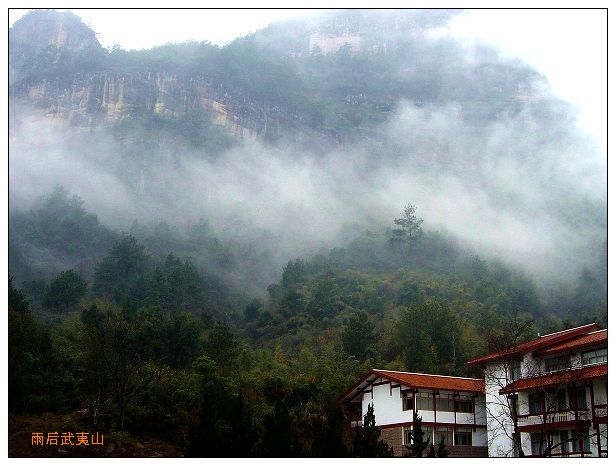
[536,330,607,357]
[337,369,485,404]
[337,370,381,404]
[499,363,607,394]
[467,323,601,366]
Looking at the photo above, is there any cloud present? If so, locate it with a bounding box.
[9,91,606,286]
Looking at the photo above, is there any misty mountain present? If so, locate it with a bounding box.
[9,9,606,294]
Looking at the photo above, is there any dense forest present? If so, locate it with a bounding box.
[8,9,606,457]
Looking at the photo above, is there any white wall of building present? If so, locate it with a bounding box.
[484,363,516,457]
[361,381,483,428]
[473,427,488,447]
[359,377,488,449]
[362,381,414,426]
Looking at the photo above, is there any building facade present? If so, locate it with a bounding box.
[339,323,607,458]
[338,369,488,457]
[469,323,607,457]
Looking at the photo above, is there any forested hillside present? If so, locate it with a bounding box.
[8,9,606,457]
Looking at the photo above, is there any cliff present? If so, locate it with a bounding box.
[8,11,277,141]
[10,71,261,139]
[9,9,541,151]
[9,9,101,51]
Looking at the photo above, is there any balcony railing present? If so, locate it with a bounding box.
[350,420,363,428]
[518,409,591,427]
[594,404,607,418]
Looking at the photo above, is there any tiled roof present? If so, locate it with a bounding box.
[499,363,607,394]
[467,323,601,366]
[337,369,484,403]
[537,329,607,356]
[373,370,485,393]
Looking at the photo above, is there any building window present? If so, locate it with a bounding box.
[402,392,414,411]
[556,389,567,411]
[572,386,588,410]
[529,392,545,415]
[404,426,432,446]
[454,428,472,446]
[509,361,522,382]
[435,427,453,446]
[435,394,455,412]
[403,426,413,446]
[455,397,474,413]
[582,347,607,366]
[570,429,590,453]
[545,354,571,372]
[416,392,433,411]
[531,433,544,456]
[559,430,570,454]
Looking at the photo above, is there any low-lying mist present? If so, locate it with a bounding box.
[9,89,606,288]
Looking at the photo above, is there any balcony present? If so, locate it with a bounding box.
[518,409,591,428]
[593,404,607,421]
[350,420,363,428]
[594,404,607,416]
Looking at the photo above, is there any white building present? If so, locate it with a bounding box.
[469,323,607,458]
[338,369,488,457]
[339,323,607,457]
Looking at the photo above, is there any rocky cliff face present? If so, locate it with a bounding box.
[8,11,268,140]
[9,9,101,51]
[10,71,261,139]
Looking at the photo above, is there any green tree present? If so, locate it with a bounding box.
[203,322,239,372]
[134,305,201,368]
[11,185,114,258]
[427,435,449,457]
[189,355,257,456]
[404,412,431,457]
[92,235,150,303]
[390,203,424,247]
[43,269,87,315]
[341,311,377,361]
[352,403,393,457]
[9,278,60,412]
[393,299,459,373]
[281,258,307,288]
[80,302,170,429]
[306,273,344,318]
[145,254,207,314]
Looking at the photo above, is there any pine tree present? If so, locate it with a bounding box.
[435,435,449,457]
[390,203,424,247]
[404,412,430,457]
[352,403,393,457]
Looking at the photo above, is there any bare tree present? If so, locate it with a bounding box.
[481,317,535,457]
[521,370,597,457]
[481,318,602,457]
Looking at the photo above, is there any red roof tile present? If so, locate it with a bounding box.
[537,329,607,356]
[499,363,607,394]
[337,369,484,403]
[373,370,485,393]
[467,323,601,366]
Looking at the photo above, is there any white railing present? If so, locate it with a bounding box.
[594,405,607,418]
[518,410,591,427]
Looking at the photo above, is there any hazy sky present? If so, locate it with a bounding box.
[446,9,606,154]
[9,8,606,151]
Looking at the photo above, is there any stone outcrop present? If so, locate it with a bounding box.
[10,71,261,139]
[9,9,101,51]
